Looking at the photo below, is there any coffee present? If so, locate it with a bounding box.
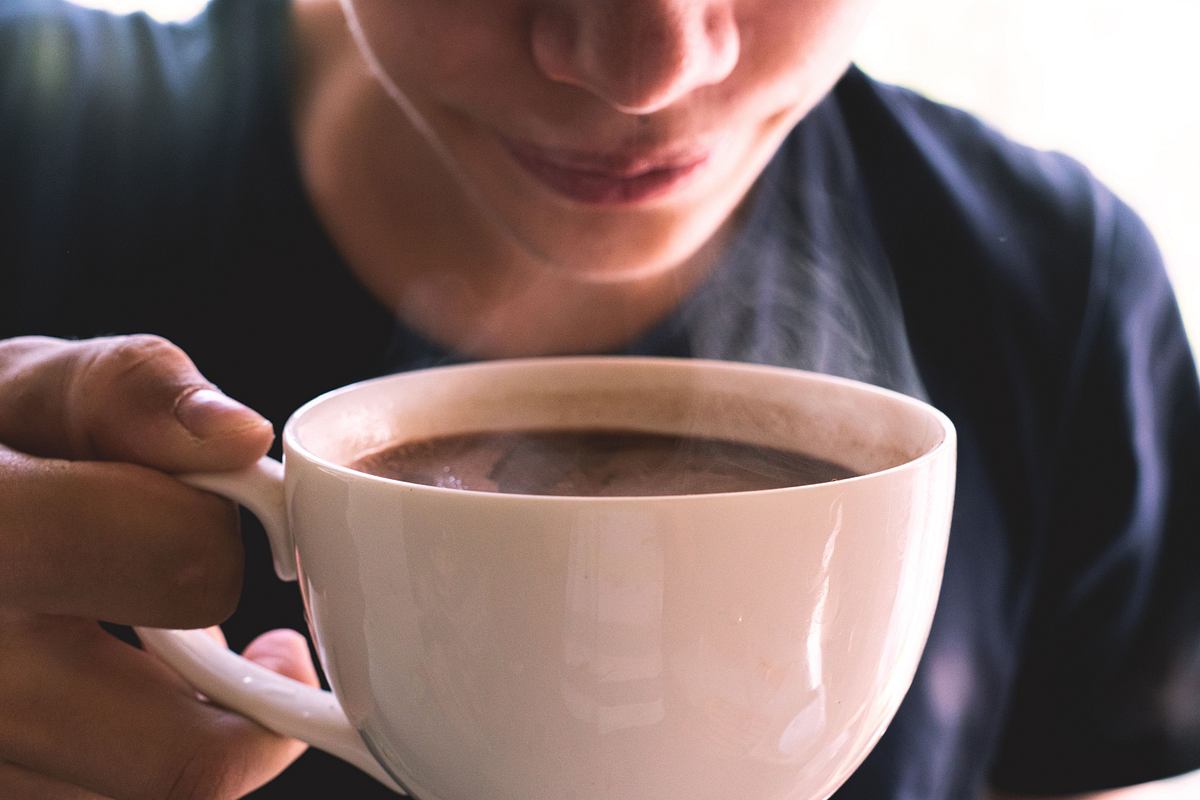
[347,428,856,496]
[150,359,955,799]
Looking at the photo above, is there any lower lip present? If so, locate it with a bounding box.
[504,146,710,205]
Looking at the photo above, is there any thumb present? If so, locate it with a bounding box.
[0,335,273,471]
[242,629,321,687]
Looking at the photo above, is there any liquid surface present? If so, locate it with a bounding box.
[348,429,857,497]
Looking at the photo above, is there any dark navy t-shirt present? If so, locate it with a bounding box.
[3,1,1199,798]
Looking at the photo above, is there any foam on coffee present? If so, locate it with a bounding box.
[348,428,856,497]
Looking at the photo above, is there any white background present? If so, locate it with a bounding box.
[69,0,1199,345]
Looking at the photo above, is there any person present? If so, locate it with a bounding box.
[1,0,1197,797]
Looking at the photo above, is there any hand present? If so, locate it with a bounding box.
[0,335,319,799]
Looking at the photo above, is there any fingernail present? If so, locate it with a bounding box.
[175,388,271,440]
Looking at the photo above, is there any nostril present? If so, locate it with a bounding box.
[706,5,728,37]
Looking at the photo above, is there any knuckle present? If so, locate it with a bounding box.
[0,335,63,367]
[95,334,192,386]
[0,340,77,454]
[74,335,197,403]
[64,335,204,453]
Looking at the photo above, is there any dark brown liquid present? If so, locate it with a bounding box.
[348,429,856,497]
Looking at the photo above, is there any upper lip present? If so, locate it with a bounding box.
[502,138,713,178]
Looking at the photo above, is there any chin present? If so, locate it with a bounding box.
[505,216,718,285]
[550,257,688,285]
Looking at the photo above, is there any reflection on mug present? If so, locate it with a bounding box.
[562,509,666,734]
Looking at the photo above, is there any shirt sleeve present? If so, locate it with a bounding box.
[987,187,1200,793]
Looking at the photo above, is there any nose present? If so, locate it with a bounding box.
[531,1,741,115]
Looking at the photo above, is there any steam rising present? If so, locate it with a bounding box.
[344,0,926,400]
[639,128,928,399]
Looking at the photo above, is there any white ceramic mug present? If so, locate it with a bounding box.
[136,357,956,800]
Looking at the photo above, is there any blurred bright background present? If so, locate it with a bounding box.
[68,0,205,20]
[70,0,1198,345]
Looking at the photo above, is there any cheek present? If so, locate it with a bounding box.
[732,0,874,104]
[350,1,527,94]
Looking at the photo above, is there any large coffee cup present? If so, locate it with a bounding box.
[137,357,956,800]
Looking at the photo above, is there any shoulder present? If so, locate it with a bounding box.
[827,67,1162,362]
[833,66,1121,262]
[809,70,1186,515]
[835,67,1097,206]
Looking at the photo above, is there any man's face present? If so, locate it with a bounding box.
[343,0,877,281]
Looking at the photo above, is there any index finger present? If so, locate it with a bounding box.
[0,335,273,473]
[0,445,244,629]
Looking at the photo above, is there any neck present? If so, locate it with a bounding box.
[289,0,738,358]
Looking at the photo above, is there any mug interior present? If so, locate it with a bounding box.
[287,358,947,486]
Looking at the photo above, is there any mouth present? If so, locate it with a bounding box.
[501,139,714,205]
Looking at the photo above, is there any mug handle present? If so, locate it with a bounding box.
[132,458,405,794]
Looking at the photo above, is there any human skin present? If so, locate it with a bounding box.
[0,335,320,799]
[0,0,1192,797]
[292,0,877,357]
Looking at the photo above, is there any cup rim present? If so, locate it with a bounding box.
[281,356,956,503]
